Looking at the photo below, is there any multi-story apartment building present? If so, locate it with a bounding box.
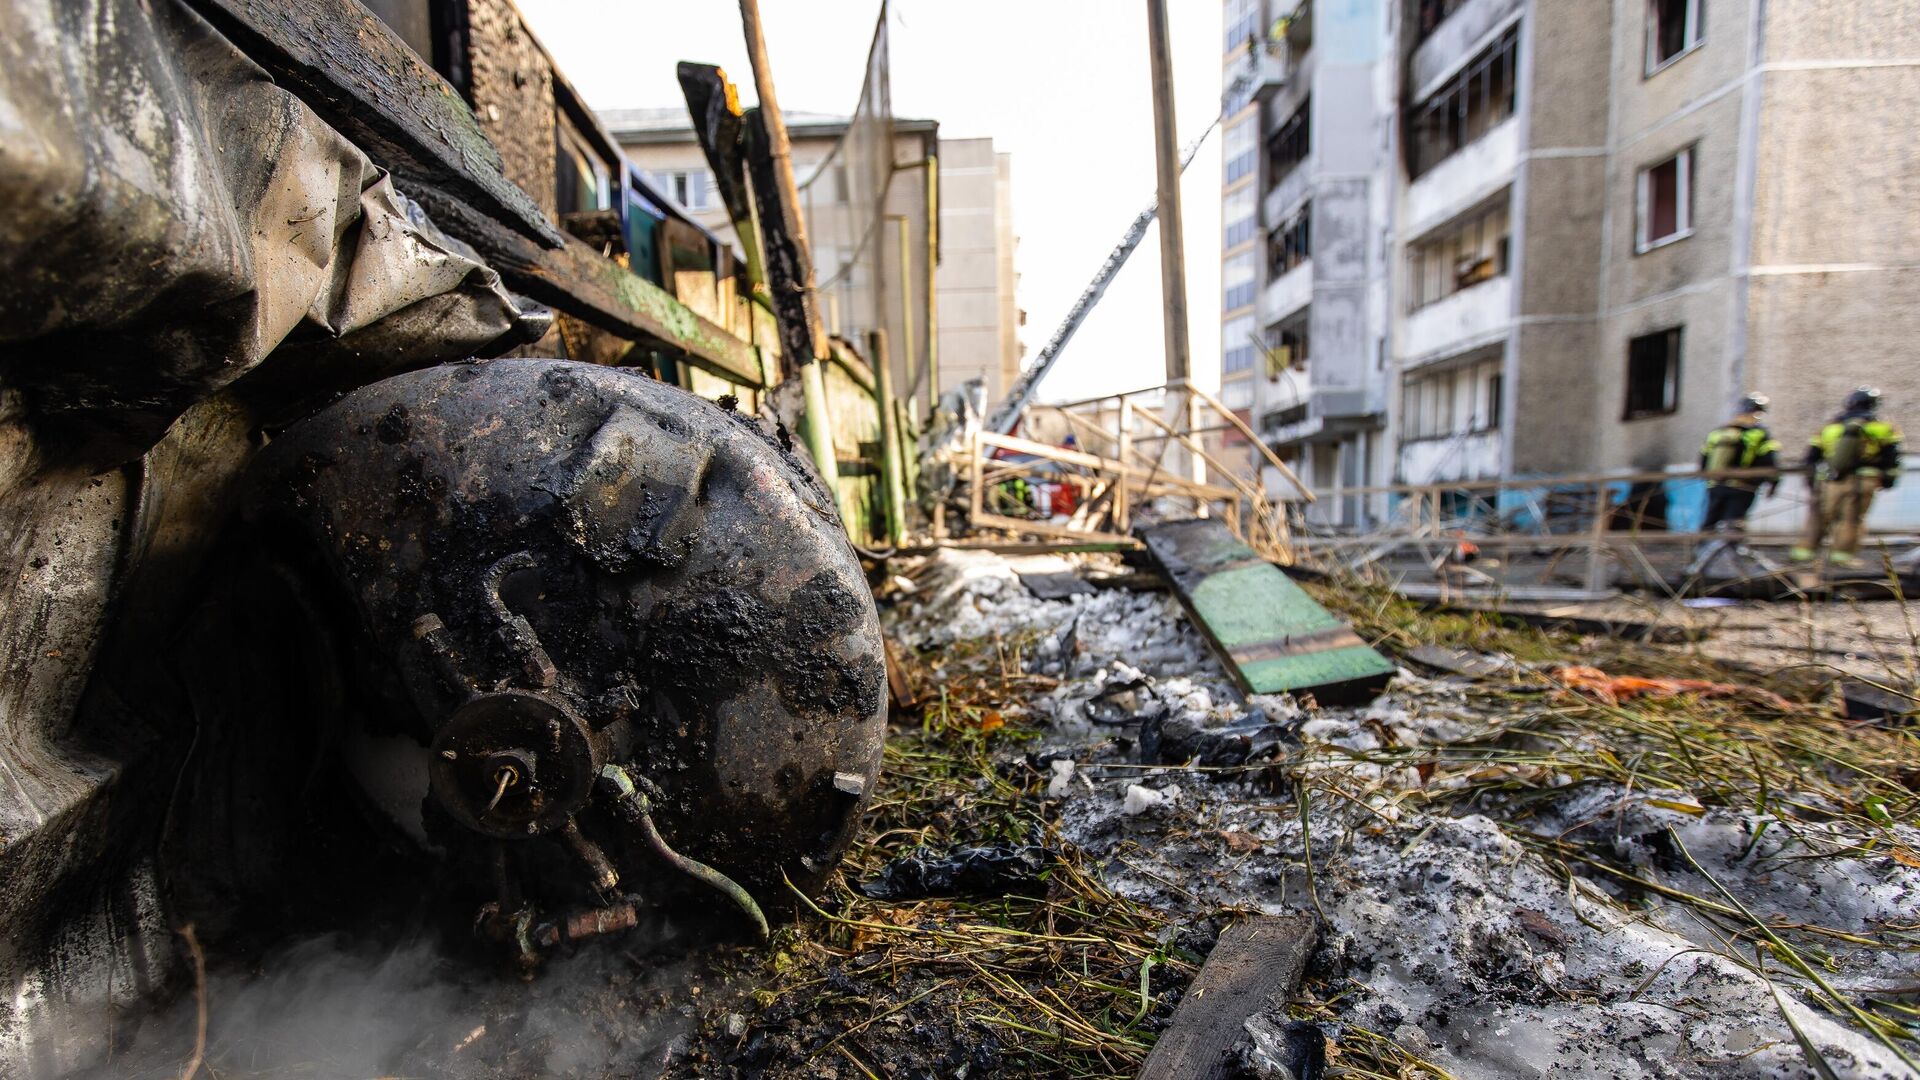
[608,111,1023,407]
[1223,0,1400,523]
[1227,0,1920,528]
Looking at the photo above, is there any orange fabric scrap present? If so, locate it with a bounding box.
[1553,665,1793,711]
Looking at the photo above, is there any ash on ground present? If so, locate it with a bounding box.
[883,549,1920,1079]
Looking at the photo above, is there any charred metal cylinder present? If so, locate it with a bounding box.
[246,359,885,933]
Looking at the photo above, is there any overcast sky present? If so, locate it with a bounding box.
[514,0,1225,403]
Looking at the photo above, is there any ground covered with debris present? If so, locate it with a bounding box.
[92,551,1920,1079]
[659,550,1920,1079]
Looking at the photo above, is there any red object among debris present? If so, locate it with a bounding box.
[1553,665,1794,711]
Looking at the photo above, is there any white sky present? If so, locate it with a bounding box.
[514,0,1224,403]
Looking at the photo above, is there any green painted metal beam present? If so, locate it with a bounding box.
[1139,518,1395,703]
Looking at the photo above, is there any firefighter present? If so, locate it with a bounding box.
[1793,387,1904,565]
[1698,393,1781,532]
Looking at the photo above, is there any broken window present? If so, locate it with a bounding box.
[1225,115,1259,184]
[1267,98,1311,188]
[1646,0,1703,73]
[1409,26,1518,178]
[1636,147,1693,252]
[1408,193,1510,309]
[1624,328,1682,419]
[1268,201,1312,278]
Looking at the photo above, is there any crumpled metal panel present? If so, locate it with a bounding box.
[0,0,541,466]
[0,1,547,1072]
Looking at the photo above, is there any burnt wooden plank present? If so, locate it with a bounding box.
[1137,914,1318,1080]
[743,108,827,378]
[1017,570,1096,601]
[1139,519,1395,703]
[411,189,763,386]
[182,0,564,249]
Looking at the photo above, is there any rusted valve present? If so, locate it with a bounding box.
[246,359,885,962]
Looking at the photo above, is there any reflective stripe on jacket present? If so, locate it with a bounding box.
[1810,418,1903,477]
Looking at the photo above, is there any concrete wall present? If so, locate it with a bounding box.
[995,152,1022,393]
[936,137,1014,402]
[1569,0,1744,473]
[1506,0,1612,474]
[1743,1,1920,448]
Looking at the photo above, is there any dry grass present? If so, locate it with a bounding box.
[673,632,1198,1079]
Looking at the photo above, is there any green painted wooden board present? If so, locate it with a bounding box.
[1139,519,1395,702]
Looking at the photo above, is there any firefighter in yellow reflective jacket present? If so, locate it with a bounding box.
[1792,387,1903,565]
[1698,393,1781,532]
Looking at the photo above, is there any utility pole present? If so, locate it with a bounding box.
[1145,0,1191,385]
[1145,0,1205,498]
[736,0,840,495]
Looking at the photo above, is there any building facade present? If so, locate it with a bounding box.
[1225,0,1920,529]
[608,110,1022,409]
[1223,0,1400,524]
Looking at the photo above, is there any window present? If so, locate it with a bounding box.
[1636,147,1693,252]
[1224,251,1258,312]
[650,169,715,212]
[1224,186,1259,248]
[1224,116,1259,185]
[1219,378,1256,410]
[1408,195,1510,308]
[1646,0,1703,73]
[1266,98,1311,187]
[1401,359,1503,440]
[1624,328,1682,419]
[1223,315,1257,374]
[1409,26,1519,178]
[1265,317,1309,377]
[1269,201,1311,277]
[1225,0,1262,53]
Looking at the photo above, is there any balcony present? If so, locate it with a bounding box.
[1398,430,1502,484]
[1405,118,1518,237]
[1250,47,1291,102]
[1263,157,1313,230]
[1262,260,1312,325]
[1402,276,1512,366]
[1411,0,1525,98]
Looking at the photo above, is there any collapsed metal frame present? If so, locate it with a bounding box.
[958,385,1314,564]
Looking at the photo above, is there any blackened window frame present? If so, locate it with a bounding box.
[1267,98,1312,188]
[1624,327,1684,420]
[1408,25,1520,179]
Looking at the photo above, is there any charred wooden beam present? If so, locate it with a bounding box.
[406,189,763,387]
[742,108,826,380]
[181,0,564,249]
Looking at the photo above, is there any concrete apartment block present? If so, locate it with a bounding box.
[1225,0,1919,527]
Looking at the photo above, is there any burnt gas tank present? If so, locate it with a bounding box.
[246,359,885,945]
